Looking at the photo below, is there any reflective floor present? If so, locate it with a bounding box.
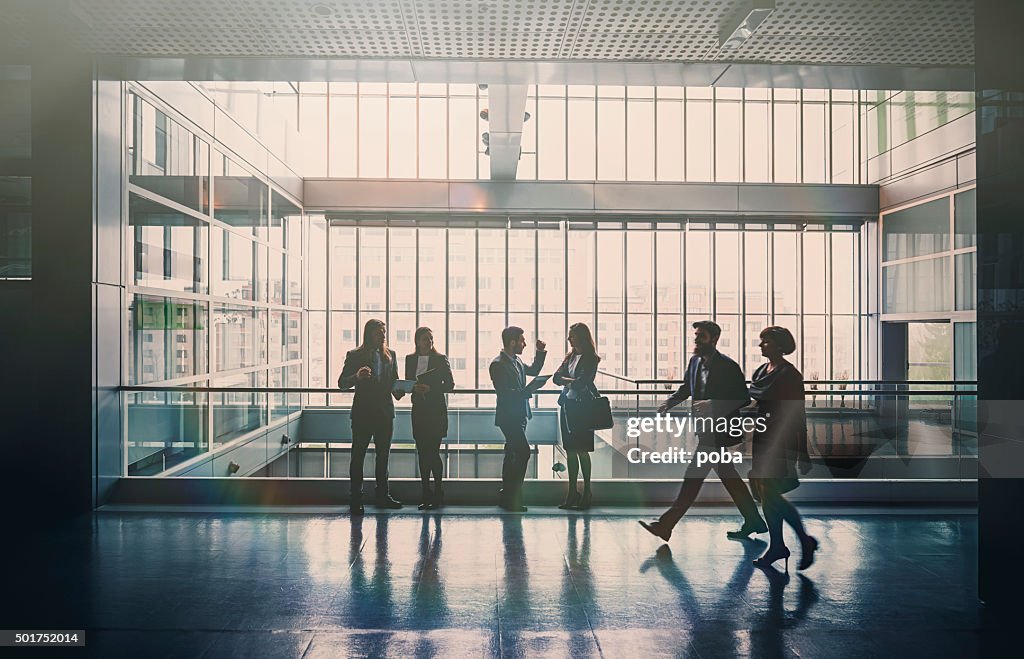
[2,507,1012,658]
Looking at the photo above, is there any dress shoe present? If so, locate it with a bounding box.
[726,518,769,539]
[417,502,434,511]
[558,489,580,510]
[375,495,403,509]
[753,546,791,571]
[569,489,593,511]
[638,519,672,542]
[798,536,819,570]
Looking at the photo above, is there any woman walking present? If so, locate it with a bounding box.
[748,326,819,571]
[553,322,601,510]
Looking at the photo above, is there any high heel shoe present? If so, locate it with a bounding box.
[753,546,791,571]
[570,489,592,510]
[798,536,819,570]
[558,489,580,510]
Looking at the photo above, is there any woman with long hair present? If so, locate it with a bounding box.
[338,318,403,514]
[553,322,601,510]
[748,326,819,571]
[405,327,455,510]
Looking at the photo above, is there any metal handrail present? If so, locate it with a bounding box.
[120,385,977,396]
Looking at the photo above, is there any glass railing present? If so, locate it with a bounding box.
[122,376,977,481]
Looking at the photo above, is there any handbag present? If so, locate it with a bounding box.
[565,396,614,432]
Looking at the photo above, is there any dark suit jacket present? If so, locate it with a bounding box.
[553,352,600,406]
[664,350,750,447]
[489,349,547,428]
[338,347,400,422]
[405,352,455,438]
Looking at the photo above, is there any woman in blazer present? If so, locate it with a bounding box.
[552,322,601,510]
[405,327,455,510]
[748,326,819,571]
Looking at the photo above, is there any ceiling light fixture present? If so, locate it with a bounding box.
[718,0,775,50]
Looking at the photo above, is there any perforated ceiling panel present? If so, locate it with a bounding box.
[0,0,974,67]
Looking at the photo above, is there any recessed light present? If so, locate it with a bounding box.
[311,4,334,18]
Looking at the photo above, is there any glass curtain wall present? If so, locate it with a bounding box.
[125,88,304,476]
[311,217,863,411]
[293,84,867,183]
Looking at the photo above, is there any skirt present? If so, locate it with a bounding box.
[559,404,595,452]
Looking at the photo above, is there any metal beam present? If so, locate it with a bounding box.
[483,84,528,181]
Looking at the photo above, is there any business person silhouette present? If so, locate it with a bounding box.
[748,326,818,571]
[639,320,767,542]
[489,326,546,512]
[338,318,403,514]
[405,326,455,510]
[553,322,601,510]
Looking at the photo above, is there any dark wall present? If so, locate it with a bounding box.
[976,0,1024,607]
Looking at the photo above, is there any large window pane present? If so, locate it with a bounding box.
[803,315,828,385]
[597,230,623,312]
[330,226,356,311]
[686,230,711,314]
[307,216,327,311]
[389,228,416,311]
[715,101,741,182]
[130,94,209,213]
[773,102,799,183]
[884,257,952,313]
[955,188,976,248]
[656,99,683,181]
[597,98,625,180]
[478,228,506,312]
[418,96,447,179]
[567,97,596,180]
[627,314,653,380]
[509,228,537,313]
[358,96,387,178]
[744,316,769,377]
[328,93,357,177]
[833,315,857,383]
[388,96,416,178]
[773,231,799,314]
[803,231,826,314]
[627,98,655,181]
[832,232,856,314]
[802,102,826,183]
[448,313,475,407]
[213,153,266,236]
[685,99,713,181]
[567,227,594,312]
[131,194,207,294]
[537,225,564,312]
[656,227,682,313]
[211,227,253,301]
[626,230,653,312]
[538,97,566,180]
[716,231,740,313]
[448,229,475,312]
[831,103,856,183]
[359,227,387,311]
[656,314,686,380]
[744,101,769,182]
[449,96,477,179]
[129,295,208,384]
[745,231,769,314]
[418,228,446,312]
[214,304,259,372]
[596,314,624,376]
[956,252,976,311]
[883,197,951,261]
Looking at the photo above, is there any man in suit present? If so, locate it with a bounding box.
[639,320,767,541]
[490,326,547,512]
[338,319,403,514]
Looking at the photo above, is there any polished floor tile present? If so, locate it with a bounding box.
[0,508,1009,658]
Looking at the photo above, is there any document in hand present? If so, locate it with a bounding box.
[415,367,447,387]
[527,374,552,390]
[392,379,416,394]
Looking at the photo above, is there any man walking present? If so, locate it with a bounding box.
[639,321,767,541]
[490,327,546,512]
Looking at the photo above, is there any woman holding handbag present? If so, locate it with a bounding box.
[553,322,601,510]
